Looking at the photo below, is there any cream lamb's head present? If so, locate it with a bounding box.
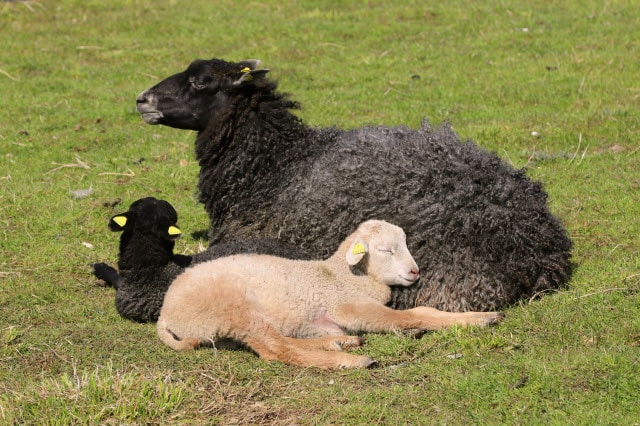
[345,220,419,286]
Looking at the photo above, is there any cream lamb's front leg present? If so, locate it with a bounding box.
[334,302,504,333]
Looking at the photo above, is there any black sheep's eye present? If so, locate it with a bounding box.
[188,78,207,90]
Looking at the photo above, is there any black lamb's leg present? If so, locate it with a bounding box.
[91,263,121,289]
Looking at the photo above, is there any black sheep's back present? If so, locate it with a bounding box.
[204,120,572,311]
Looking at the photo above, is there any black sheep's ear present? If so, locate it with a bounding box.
[108,213,130,232]
[232,64,270,86]
[238,59,261,70]
[167,225,181,240]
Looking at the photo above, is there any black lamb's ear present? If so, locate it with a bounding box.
[232,65,270,86]
[108,213,130,232]
[167,225,181,240]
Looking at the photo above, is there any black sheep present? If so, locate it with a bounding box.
[93,197,301,322]
[135,57,573,312]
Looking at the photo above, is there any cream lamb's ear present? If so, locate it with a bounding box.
[346,239,368,266]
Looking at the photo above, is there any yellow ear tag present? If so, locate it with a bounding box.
[240,67,251,73]
[112,216,127,227]
[351,242,366,255]
[168,226,181,236]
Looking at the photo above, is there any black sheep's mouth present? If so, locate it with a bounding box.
[139,111,164,124]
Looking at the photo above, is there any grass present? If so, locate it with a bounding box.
[1,0,639,424]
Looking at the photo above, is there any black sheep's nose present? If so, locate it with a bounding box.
[136,91,148,104]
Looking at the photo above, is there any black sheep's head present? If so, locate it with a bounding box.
[108,197,182,249]
[136,57,269,131]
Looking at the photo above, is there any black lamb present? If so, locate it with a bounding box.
[92,197,302,322]
[134,57,573,312]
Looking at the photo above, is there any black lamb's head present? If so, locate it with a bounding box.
[108,197,182,254]
[136,57,269,131]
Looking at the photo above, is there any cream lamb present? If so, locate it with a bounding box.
[158,220,503,369]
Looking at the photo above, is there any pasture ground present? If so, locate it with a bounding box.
[1,0,639,424]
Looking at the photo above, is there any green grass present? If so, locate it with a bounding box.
[1,0,639,423]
